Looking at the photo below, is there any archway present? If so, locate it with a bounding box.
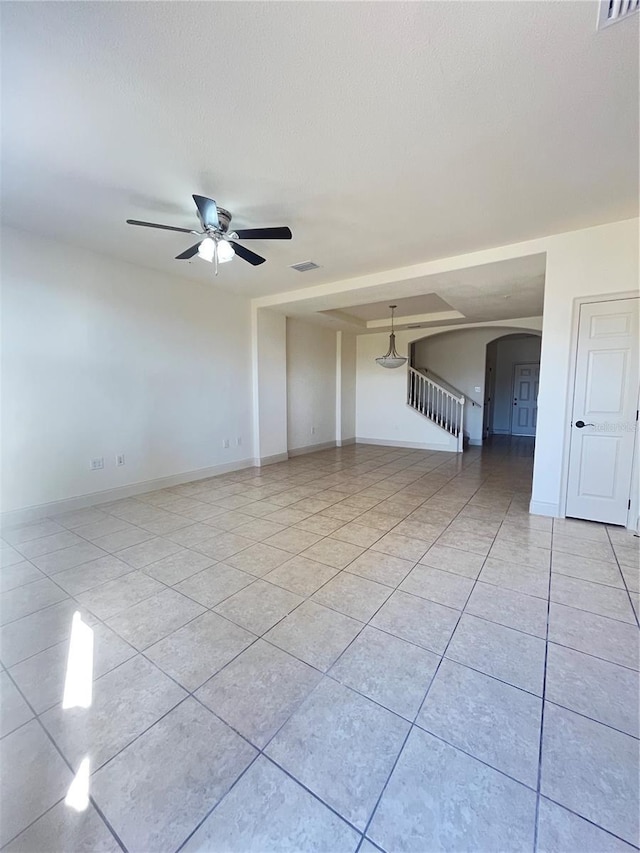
[409,325,541,444]
[483,333,542,438]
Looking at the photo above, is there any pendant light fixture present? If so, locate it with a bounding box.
[375,305,407,369]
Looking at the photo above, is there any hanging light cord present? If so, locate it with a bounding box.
[385,305,400,357]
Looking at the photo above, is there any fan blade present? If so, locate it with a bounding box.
[234,227,292,240]
[175,242,201,260]
[230,242,266,266]
[126,219,194,234]
[192,195,219,229]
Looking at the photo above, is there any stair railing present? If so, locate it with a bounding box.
[407,366,465,452]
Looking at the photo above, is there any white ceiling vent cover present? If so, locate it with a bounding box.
[598,0,639,28]
[290,261,320,272]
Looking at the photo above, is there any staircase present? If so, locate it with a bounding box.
[407,366,465,452]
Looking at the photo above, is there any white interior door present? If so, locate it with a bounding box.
[511,363,539,436]
[566,298,639,525]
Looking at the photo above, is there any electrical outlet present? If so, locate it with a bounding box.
[474,386,481,393]
[235,437,242,447]
[116,454,125,467]
[223,439,230,449]
[90,457,104,471]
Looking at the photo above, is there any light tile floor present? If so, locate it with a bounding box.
[1,439,639,852]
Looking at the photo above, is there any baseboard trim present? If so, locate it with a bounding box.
[355,437,456,452]
[288,441,337,457]
[337,437,356,447]
[256,452,290,467]
[529,500,561,518]
[468,438,483,446]
[1,458,257,526]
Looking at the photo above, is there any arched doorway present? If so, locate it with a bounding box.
[483,333,541,438]
[409,326,542,445]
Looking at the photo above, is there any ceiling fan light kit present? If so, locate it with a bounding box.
[126,194,292,274]
[197,237,235,265]
[376,305,408,369]
[197,238,216,263]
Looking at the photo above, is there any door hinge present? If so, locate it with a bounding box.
[636,410,639,422]
[629,499,632,510]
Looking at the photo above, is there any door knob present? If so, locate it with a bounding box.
[575,420,594,428]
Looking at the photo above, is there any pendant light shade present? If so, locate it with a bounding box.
[375,305,407,369]
[197,237,216,262]
[216,240,235,263]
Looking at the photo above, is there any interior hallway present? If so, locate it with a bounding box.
[1,439,638,852]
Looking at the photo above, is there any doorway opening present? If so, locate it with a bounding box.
[483,334,541,439]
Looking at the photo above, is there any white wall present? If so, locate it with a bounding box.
[286,318,336,451]
[1,226,254,514]
[531,218,640,516]
[489,335,542,433]
[338,331,356,444]
[253,308,288,463]
[356,333,458,451]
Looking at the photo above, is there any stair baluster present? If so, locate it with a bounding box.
[405,366,465,452]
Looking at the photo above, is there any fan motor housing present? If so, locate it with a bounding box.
[215,208,232,233]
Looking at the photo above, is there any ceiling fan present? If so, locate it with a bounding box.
[126,194,292,271]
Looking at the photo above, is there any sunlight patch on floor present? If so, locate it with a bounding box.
[65,756,90,812]
[62,612,94,710]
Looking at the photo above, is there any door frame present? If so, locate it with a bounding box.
[482,348,496,439]
[628,386,640,532]
[560,290,640,526]
[510,361,539,436]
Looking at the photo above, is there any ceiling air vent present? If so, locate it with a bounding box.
[597,0,639,28]
[290,261,320,272]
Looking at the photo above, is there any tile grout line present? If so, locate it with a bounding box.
[532,514,555,853]
[167,455,474,852]
[11,544,636,840]
[4,466,551,648]
[7,480,440,680]
[537,792,640,850]
[6,442,631,852]
[0,446,482,850]
[605,525,640,630]
[0,666,128,853]
[357,464,511,848]
[117,449,512,696]
[290,458,519,696]
[5,451,458,848]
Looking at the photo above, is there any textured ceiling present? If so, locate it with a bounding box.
[284,255,547,331]
[1,1,638,299]
[335,294,456,322]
